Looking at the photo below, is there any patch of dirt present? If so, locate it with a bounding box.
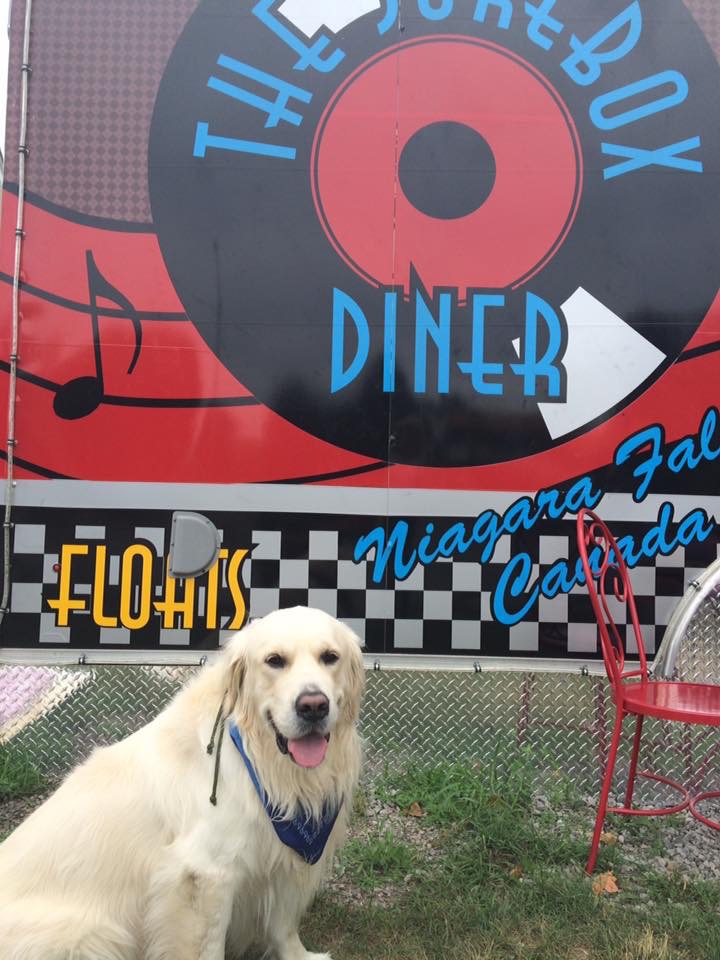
[0,790,51,837]
[330,791,446,907]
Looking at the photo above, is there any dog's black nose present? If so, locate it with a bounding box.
[295,689,330,723]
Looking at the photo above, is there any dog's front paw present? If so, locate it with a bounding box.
[271,930,333,960]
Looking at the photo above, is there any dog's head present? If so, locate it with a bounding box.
[226,607,364,769]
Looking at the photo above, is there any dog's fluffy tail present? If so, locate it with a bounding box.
[0,899,134,960]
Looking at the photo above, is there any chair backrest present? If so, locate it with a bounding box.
[576,508,649,688]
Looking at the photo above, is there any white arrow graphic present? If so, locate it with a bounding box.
[278,0,381,37]
[512,287,666,440]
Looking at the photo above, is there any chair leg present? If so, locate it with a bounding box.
[587,709,625,875]
[623,714,644,810]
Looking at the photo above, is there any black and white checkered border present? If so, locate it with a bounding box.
[241,524,719,657]
[6,511,720,658]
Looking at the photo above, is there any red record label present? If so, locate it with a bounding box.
[312,37,582,295]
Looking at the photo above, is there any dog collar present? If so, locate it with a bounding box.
[228,721,341,865]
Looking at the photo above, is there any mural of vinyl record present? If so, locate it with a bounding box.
[149,0,720,467]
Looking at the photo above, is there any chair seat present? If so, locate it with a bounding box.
[576,509,720,873]
[621,681,720,725]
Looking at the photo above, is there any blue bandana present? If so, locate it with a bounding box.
[228,721,341,865]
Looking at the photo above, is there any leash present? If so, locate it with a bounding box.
[206,692,227,806]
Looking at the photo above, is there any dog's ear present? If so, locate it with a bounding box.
[338,621,366,721]
[224,632,248,716]
[227,652,246,711]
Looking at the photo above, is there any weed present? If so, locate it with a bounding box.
[0,744,45,800]
[340,830,416,890]
[351,787,369,820]
[544,770,585,810]
[621,929,670,960]
[379,761,587,869]
[378,761,524,826]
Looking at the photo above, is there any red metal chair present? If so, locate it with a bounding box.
[576,507,720,874]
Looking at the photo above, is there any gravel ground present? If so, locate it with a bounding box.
[534,790,720,883]
[617,811,720,883]
[658,817,720,882]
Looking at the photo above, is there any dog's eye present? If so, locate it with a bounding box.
[265,654,286,669]
[320,651,339,666]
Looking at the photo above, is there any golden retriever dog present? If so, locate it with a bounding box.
[0,606,365,960]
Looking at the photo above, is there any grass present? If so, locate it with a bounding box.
[0,743,46,801]
[2,740,719,958]
[4,668,720,957]
[303,762,720,960]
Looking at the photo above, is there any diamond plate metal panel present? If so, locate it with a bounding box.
[1,664,718,799]
[3,566,720,789]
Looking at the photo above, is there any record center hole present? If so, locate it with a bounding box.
[399,121,496,220]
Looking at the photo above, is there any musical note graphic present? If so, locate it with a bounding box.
[53,251,143,420]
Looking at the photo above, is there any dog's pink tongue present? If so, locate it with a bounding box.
[288,734,328,768]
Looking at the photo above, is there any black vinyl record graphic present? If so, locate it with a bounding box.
[149,0,720,467]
